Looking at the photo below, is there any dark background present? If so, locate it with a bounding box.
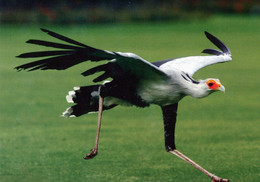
[1,0,259,24]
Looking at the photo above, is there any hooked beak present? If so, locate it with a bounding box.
[218,85,225,93]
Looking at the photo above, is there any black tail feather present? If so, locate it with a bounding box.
[62,85,117,117]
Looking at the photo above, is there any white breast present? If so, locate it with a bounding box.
[137,79,184,106]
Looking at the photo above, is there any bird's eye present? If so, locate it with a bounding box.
[208,82,213,87]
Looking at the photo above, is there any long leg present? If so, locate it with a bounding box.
[161,104,230,182]
[169,150,230,182]
[84,87,104,160]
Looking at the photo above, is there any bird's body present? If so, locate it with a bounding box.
[63,54,227,116]
[16,29,232,182]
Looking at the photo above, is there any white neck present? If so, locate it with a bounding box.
[182,81,210,98]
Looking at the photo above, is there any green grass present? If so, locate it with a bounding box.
[0,15,260,182]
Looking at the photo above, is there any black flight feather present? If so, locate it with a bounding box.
[201,48,223,56]
[41,28,104,54]
[15,29,119,71]
[40,28,88,48]
[202,31,231,55]
[16,53,87,71]
[17,50,72,58]
[93,72,110,82]
[26,39,81,50]
[81,64,109,77]
[82,63,124,83]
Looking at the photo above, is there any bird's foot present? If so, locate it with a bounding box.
[211,175,230,182]
[84,148,98,160]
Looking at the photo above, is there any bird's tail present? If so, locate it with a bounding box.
[62,85,116,118]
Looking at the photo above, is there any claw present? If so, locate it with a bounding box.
[84,148,98,160]
[211,175,231,182]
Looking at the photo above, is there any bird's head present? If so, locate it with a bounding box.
[203,78,225,95]
[182,78,225,99]
[189,78,225,98]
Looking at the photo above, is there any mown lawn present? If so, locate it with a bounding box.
[0,15,259,182]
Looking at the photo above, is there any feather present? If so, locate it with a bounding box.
[16,50,72,58]
[93,72,110,82]
[159,32,232,76]
[26,39,80,49]
[41,28,88,48]
[16,29,168,82]
[15,54,86,71]
[201,48,223,56]
[81,64,109,76]
[40,29,105,55]
[204,31,231,55]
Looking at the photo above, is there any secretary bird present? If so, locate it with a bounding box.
[16,29,232,182]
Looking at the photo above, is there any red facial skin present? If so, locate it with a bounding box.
[206,80,221,90]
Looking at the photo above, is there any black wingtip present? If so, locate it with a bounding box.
[14,66,27,72]
[14,66,21,71]
[16,53,27,58]
[204,31,210,37]
[40,28,56,35]
[204,31,216,39]
[40,28,51,34]
[39,28,88,48]
[203,31,231,56]
[201,48,223,55]
[40,28,47,32]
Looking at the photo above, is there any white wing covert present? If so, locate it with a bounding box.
[159,31,232,76]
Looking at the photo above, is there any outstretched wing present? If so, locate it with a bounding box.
[15,28,168,82]
[157,31,232,76]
